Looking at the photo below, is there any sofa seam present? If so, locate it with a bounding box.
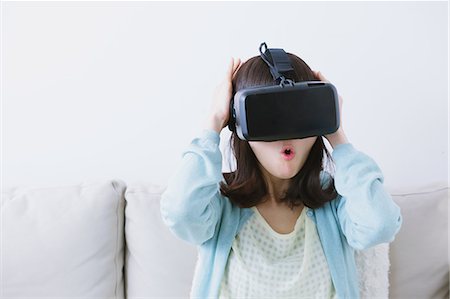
[390,187,449,196]
[113,180,125,298]
[125,190,166,195]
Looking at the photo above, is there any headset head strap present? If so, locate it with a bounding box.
[259,42,296,85]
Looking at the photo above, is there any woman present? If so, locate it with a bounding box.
[160,54,402,299]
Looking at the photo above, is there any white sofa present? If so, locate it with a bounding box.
[2,179,448,298]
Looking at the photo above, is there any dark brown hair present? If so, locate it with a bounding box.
[219,53,338,210]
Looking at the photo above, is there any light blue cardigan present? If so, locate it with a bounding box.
[160,129,402,299]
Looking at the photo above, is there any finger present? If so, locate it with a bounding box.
[232,58,242,75]
[233,58,241,73]
[231,59,243,79]
[233,58,241,70]
[315,71,329,83]
[311,70,320,79]
[226,57,235,76]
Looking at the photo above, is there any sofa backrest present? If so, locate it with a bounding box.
[3,179,448,298]
[1,179,126,298]
[388,183,449,299]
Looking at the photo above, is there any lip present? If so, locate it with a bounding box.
[280,145,295,161]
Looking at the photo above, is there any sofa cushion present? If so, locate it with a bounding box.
[388,183,449,299]
[124,183,198,298]
[1,179,126,298]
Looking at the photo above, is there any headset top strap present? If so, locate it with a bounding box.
[259,42,296,83]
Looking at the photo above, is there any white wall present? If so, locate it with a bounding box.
[2,1,448,190]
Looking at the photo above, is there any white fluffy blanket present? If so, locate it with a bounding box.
[355,243,390,299]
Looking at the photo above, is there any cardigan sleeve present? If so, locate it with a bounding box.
[159,129,224,246]
[331,143,403,250]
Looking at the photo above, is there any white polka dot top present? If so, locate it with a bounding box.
[218,205,338,299]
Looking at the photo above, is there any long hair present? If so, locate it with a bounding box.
[219,53,338,210]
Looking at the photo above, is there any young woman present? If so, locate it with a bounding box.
[160,54,402,299]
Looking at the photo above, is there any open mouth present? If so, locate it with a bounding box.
[280,146,295,160]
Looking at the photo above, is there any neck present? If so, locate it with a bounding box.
[259,165,290,206]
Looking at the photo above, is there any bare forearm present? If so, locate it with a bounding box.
[326,128,350,149]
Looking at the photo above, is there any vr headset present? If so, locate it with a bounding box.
[227,42,340,141]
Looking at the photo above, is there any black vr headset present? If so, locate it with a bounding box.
[227,42,340,141]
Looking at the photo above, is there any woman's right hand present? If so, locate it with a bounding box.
[205,57,243,133]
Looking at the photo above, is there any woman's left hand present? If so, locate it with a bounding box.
[312,70,350,148]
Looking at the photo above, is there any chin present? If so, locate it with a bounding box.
[276,166,302,180]
[274,170,298,180]
[281,173,298,180]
